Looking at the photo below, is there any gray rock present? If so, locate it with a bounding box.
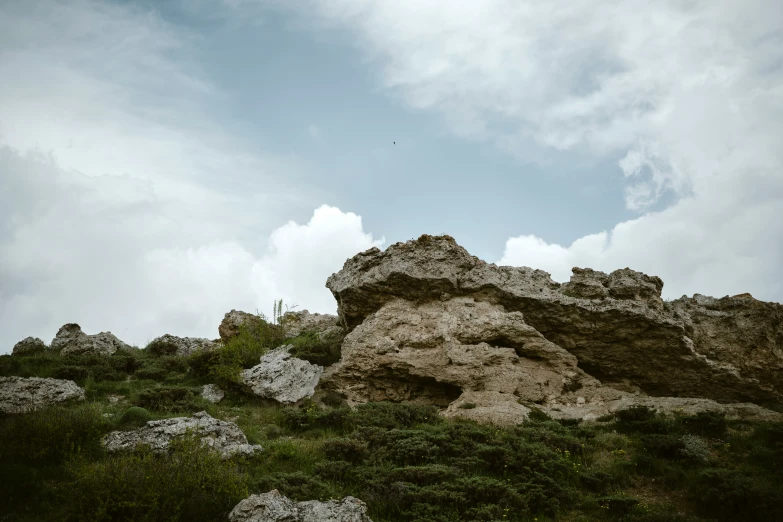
[282,310,343,339]
[326,234,783,411]
[229,489,373,522]
[101,411,261,459]
[146,334,218,357]
[242,348,323,404]
[12,337,47,356]
[219,310,266,343]
[0,376,85,414]
[51,323,130,356]
[201,384,225,403]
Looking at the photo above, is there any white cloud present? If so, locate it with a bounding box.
[290,0,783,302]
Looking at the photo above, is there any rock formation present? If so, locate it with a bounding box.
[51,323,130,356]
[282,310,343,340]
[146,334,218,357]
[0,376,85,414]
[201,384,225,403]
[12,336,47,356]
[323,234,783,423]
[242,347,323,404]
[229,489,373,522]
[219,310,266,343]
[101,411,261,459]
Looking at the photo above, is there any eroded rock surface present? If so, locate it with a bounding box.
[0,376,85,413]
[101,411,261,458]
[242,348,323,404]
[51,323,131,356]
[229,489,373,522]
[12,337,47,356]
[201,384,225,403]
[325,234,783,419]
[146,334,218,357]
[282,310,343,340]
[219,310,265,343]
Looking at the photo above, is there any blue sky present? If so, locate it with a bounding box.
[1,0,781,351]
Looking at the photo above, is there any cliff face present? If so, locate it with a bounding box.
[323,234,783,423]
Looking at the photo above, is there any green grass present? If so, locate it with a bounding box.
[2,351,782,522]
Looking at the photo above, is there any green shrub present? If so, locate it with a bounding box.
[641,434,686,459]
[596,495,640,517]
[678,411,727,438]
[322,438,369,463]
[252,471,336,502]
[116,407,153,429]
[321,390,347,407]
[694,468,783,521]
[134,386,199,412]
[0,404,109,463]
[65,433,248,521]
[288,331,342,367]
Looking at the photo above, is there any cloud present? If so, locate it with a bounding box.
[287,0,783,301]
[0,147,382,351]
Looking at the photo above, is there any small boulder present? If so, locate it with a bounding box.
[242,348,322,404]
[0,376,85,414]
[219,310,265,343]
[229,489,373,522]
[51,323,130,356]
[12,337,47,356]
[201,384,225,403]
[146,334,218,357]
[101,411,261,459]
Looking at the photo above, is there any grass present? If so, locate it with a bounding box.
[2,348,782,522]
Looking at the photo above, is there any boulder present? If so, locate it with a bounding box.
[146,334,218,357]
[229,489,373,522]
[12,336,47,356]
[282,310,343,340]
[101,411,261,459]
[201,384,225,403]
[242,347,323,404]
[51,323,130,356]
[325,234,783,418]
[219,310,265,343]
[0,376,85,414]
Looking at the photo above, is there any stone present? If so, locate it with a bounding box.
[282,310,344,340]
[51,323,131,356]
[146,334,218,357]
[101,411,262,459]
[219,310,266,343]
[201,384,225,403]
[242,347,323,404]
[326,235,783,413]
[0,376,85,414]
[12,337,46,356]
[229,489,373,522]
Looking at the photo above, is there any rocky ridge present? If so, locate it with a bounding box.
[0,376,85,414]
[229,489,373,522]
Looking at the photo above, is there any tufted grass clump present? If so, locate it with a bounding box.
[65,433,249,522]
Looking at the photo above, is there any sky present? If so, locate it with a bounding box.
[1,0,781,352]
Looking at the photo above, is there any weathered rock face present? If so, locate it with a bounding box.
[12,337,47,356]
[51,323,131,356]
[101,411,261,459]
[146,334,218,357]
[229,489,373,522]
[242,348,323,404]
[282,310,343,340]
[219,310,265,343]
[201,384,225,403]
[0,376,85,414]
[325,234,783,417]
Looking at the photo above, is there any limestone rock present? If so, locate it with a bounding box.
[219,310,265,343]
[12,337,46,356]
[101,411,261,459]
[51,323,130,356]
[229,489,373,522]
[326,234,783,411]
[201,384,225,403]
[0,376,85,414]
[242,348,323,404]
[146,334,218,357]
[282,310,343,340]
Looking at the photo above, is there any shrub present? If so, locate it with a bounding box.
[288,331,342,367]
[322,438,369,463]
[641,434,686,459]
[678,411,727,438]
[252,471,336,502]
[694,468,783,521]
[134,386,199,412]
[0,404,109,463]
[596,495,640,517]
[679,435,711,463]
[116,407,153,429]
[65,433,248,522]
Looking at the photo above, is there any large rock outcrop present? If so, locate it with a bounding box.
[101,411,261,459]
[324,235,783,420]
[0,376,85,413]
[242,348,323,404]
[12,337,47,356]
[229,490,373,522]
[51,323,131,356]
[146,334,218,357]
